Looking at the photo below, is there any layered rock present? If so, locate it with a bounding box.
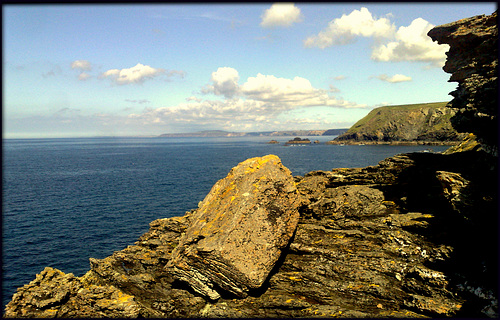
[330,102,466,145]
[166,155,302,300]
[428,11,498,155]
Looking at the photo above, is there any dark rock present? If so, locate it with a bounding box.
[428,11,498,155]
[4,267,143,318]
[285,137,311,145]
[167,154,302,300]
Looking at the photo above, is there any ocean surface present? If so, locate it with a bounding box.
[2,136,450,309]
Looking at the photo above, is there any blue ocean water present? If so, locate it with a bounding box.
[2,136,449,309]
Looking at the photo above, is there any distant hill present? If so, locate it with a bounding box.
[159,129,348,138]
[321,128,348,136]
[331,102,467,144]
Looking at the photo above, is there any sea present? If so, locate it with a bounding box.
[2,136,450,309]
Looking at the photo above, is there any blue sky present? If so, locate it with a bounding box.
[3,3,497,138]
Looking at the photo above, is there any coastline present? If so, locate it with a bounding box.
[325,140,460,146]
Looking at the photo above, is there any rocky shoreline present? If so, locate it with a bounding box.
[4,11,498,318]
[325,140,460,146]
[4,149,498,318]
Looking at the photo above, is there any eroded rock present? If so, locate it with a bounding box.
[167,154,302,300]
[4,267,143,318]
[428,11,498,154]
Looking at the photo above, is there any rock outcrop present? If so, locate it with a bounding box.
[330,102,467,145]
[428,11,498,155]
[167,155,302,300]
[284,137,311,145]
[5,150,497,318]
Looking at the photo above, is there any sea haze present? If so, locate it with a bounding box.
[2,136,449,308]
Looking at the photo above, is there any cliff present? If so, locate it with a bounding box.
[329,102,467,145]
[428,11,498,155]
[4,11,498,319]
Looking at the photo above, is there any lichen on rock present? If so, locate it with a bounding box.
[166,154,302,300]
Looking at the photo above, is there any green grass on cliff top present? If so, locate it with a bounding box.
[347,101,449,133]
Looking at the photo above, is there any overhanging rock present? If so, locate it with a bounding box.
[166,154,302,300]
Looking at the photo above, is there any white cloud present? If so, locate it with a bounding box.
[333,75,347,80]
[260,3,303,28]
[127,67,368,132]
[186,96,202,102]
[304,7,394,48]
[100,63,167,85]
[304,8,448,67]
[374,74,412,83]
[78,72,91,81]
[71,60,92,71]
[203,67,241,98]
[371,18,449,66]
[240,73,358,108]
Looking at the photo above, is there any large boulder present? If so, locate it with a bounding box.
[166,154,302,300]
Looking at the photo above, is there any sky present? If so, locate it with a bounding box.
[3,3,497,138]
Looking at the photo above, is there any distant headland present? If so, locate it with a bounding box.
[158,129,348,138]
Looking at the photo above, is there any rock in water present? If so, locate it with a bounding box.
[167,154,302,300]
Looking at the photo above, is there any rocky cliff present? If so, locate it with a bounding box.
[330,102,467,145]
[428,11,498,155]
[4,11,498,319]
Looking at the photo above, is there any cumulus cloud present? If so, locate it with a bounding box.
[304,7,448,67]
[371,18,449,66]
[304,7,394,48]
[100,63,167,85]
[127,67,367,132]
[374,74,412,83]
[202,67,241,98]
[260,3,303,28]
[71,60,92,71]
[240,73,357,108]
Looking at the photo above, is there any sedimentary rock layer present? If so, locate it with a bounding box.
[428,11,498,154]
[166,154,302,300]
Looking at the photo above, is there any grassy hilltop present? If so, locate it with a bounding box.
[332,102,466,144]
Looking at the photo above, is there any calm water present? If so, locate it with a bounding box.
[2,136,449,308]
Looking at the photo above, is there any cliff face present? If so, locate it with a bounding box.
[428,11,498,155]
[4,11,498,319]
[332,102,466,144]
